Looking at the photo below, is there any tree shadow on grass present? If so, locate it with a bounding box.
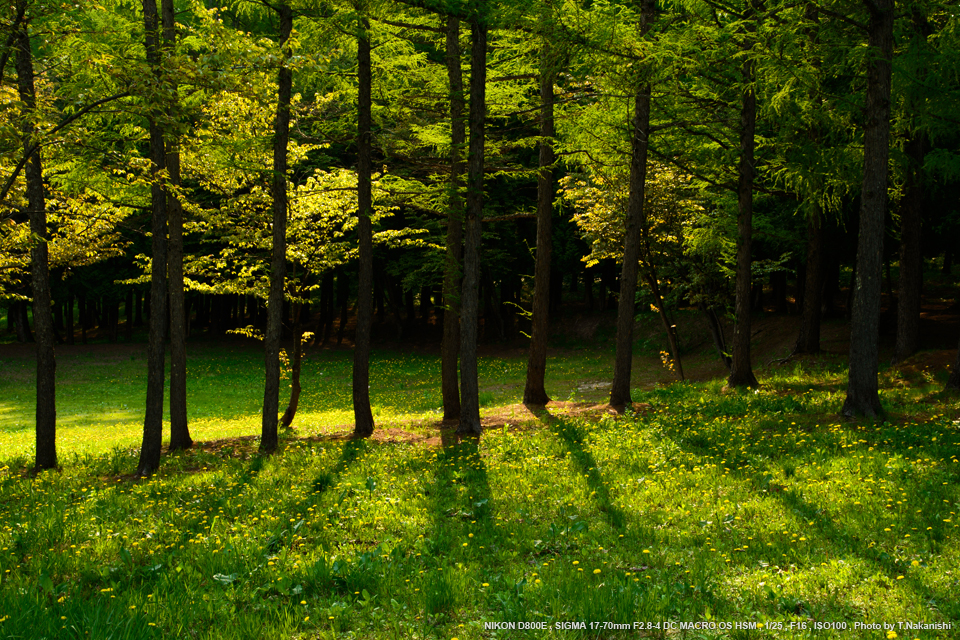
[526,403,627,531]
[419,429,491,629]
[646,409,960,622]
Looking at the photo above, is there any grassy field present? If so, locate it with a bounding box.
[1,336,959,639]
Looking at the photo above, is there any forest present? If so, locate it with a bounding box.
[1,0,960,637]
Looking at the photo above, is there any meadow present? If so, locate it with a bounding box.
[0,336,959,639]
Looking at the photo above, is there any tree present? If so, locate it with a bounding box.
[457,14,487,436]
[441,14,464,421]
[136,0,169,477]
[163,0,192,451]
[352,6,375,438]
[14,1,56,470]
[610,0,656,408]
[726,0,760,389]
[261,1,294,452]
[842,0,894,418]
[523,41,555,407]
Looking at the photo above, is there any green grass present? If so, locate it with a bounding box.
[0,342,621,459]
[1,343,959,639]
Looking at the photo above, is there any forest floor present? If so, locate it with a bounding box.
[1,280,960,638]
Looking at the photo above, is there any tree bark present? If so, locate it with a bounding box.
[281,300,303,427]
[441,15,465,421]
[261,2,293,452]
[163,0,191,451]
[610,0,655,408]
[727,50,760,389]
[842,0,893,418]
[137,0,167,476]
[794,211,823,353]
[15,10,56,471]
[523,47,555,406]
[352,13,375,437]
[893,131,926,363]
[458,18,487,436]
[609,83,652,408]
[700,302,731,369]
[65,293,74,345]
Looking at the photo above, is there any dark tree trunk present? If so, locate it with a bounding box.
[281,301,303,427]
[320,271,334,344]
[13,301,31,342]
[609,83,652,408]
[66,294,74,345]
[16,13,56,470]
[644,273,684,381]
[458,19,487,436]
[481,271,503,341]
[419,286,432,324]
[337,271,349,346]
[441,14,465,421]
[524,52,555,405]
[352,15,375,438]
[125,290,134,342]
[701,302,731,369]
[795,212,824,353]
[893,131,926,363]
[842,0,893,418]
[108,300,119,343]
[261,2,293,453]
[163,0,191,451]
[610,0,655,408]
[79,293,87,344]
[137,0,168,477]
[727,53,759,389]
[585,268,594,310]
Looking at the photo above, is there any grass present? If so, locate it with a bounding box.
[0,341,620,459]
[1,339,959,639]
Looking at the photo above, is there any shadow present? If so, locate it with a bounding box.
[417,424,491,629]
[639,401,960,621]
[529,403,626,530]
[310,437,366,497]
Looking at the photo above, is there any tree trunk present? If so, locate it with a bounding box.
[727,53,759,388]
[441,15,465,421]
[701,302,731,369]
[458,18,487,436]
[795,211,823,353]
[644,273,684,381]
[125,290,134,342]
[352,14,375,438]
[13,301,31,342]
[281,301,303,427]
[163,0,191,451]
[261,2,293,453]
[16,12,56,471]
[79,293,87,344]
[337,270,349,346]
[893,131,925,363]
[610,0,656,408]
[66,293,74,345]
[842,0,893,418]
[523,54,555,406]
[609,83,652,408]
[136,0,168,477]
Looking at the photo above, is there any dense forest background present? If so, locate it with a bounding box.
[2,0,959,472]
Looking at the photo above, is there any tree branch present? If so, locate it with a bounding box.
[0,91,131,205]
